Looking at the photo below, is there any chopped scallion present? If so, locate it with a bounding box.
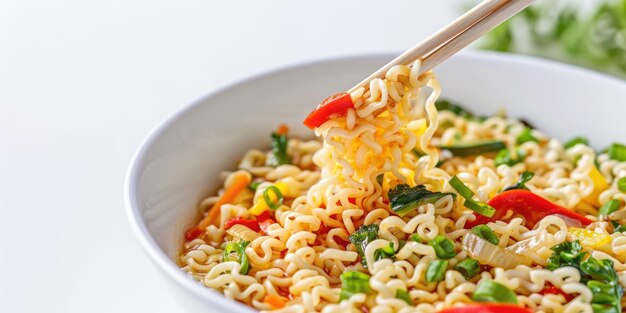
[428,235,456,259]
[454,258,480,280]
[439,141,506,157]
[471,225,500,245]
[395,289,412,305]
[516,127,538,145]
[618,177,626,193]
[564,137,589,149]
[339,271,370,301]
[495,148,525,167]
[426,260,448,282]
[263,185,284,210]
[450,175,496,217]
[503,171,535,192]
[222,241,251,274]
[248,181,262,191]
[409,233,422,243]
[608,143,626,162]
[472,280,518,304]
[449,176,474,199]
[600,199,621,218]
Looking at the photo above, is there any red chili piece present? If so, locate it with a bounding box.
[303,93,354,129]
[465,190,592,229]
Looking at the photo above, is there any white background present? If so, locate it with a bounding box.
[1,1,459,312]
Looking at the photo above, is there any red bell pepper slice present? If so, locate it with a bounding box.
[257,210,276,235]
[465,189,592,229]
[303,93,354,129]
[539,283,575,302]
[224,217,261,232]
[438,304,532,313]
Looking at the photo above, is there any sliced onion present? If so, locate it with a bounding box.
[552,214,583,228]
[608,209,626,221]
[226,224,261,242]
[505,230,552,255]
[462,233,532,269]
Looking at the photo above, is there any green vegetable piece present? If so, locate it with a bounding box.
[268,132,290,167]
[412,148,426,157]
[599,199,621,218]
[495,148,525,167]
[376,174,384,186]
[248,181,262,191]
[435,99,474,118]
[546,240,586,271]
[564,137,589,149]
[409,233,422,243]
[263,185,284,210]
[339,271,370,301]
[516,127,538,145]
[349,224,379,267]
[222,241,251,274]
[503,171,535,192]
[580,257,623,313]
[612,221,626,233]
[608,143,626,162]
[449,176,474,199]
[373,242,395,262]
[426,260,448,282]
[472,280,518,304]
[463,199,496,218]
[618,177,626,193]
[455,258,480,280]
[429,235,456,260]
[450,175,495,217]
[471,225,500,245]
[388,184,455,217]
[395,289,412,305]
[439,140,507,157]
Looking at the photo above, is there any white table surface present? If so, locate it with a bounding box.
[1,1,458,312]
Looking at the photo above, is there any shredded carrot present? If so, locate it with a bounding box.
[185,173,252,241]
[276,123,289,135]
[264,294,286,309]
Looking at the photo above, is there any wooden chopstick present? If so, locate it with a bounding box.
[347,0,534,93]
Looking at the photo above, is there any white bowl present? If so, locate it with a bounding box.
[125,51,626,313]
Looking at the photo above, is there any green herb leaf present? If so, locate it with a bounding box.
[472,280,518,304]
[339,271,370,301]
[546,240,586,272]
[429,235,457,260]
[268,132,290,167]
[222,241,251,274]
[503,171,535,192]
[426,260,448,282]
[388,184,455,217]
[471,225,500,245]
[348,224,395,267]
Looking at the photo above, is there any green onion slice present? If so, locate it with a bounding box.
[263,185,284,210]
[618,177,626,193]
[455,258,480,280]
[339,271,370,301]
[464,199,496,218]
[426,260,448,282]
[600,199,621,218]
[516,127,538,145]
[439,140,506,157]
[450,176,475,199]
[409,233,422,243]
[472,280,518,304]
[222,241,251,274]
[248,181,262,191]
[608,143,626,162]
[564,137,589,149]
[429,235,457,259]
[395,289,412,305]
[471,225,500,245]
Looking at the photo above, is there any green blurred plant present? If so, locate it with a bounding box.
[479,0,626,78]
